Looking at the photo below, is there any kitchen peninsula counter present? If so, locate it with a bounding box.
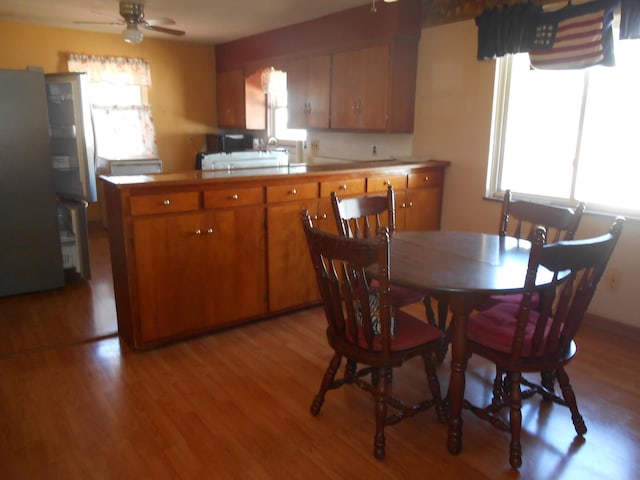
[101,159,449,350]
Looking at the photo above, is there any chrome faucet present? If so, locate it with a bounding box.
[267,137,278,148]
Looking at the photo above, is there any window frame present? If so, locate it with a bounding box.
[487,45,640,218]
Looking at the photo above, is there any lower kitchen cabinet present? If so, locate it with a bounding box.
[101,160,448,350]
[132,205,266,345]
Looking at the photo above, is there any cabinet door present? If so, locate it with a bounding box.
[133,207,267,343]
[331,45,389,130]
[287,55,330,129]
[217,69,266,130]
[398,188,443,232]
[217,69,245,129]
[133,212,213,342]
[286,58,309,129]
[204,205,267,324]
[267,200,320,312]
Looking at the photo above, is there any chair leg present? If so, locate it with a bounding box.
[423,296,437,327]
[373,367,388,460]
[556,367,587,436]
[492,369,506,407]
[508,371,523,469]
[344,358,357,383]
[310,353,342,416]
[423,353,447,423]
[540,370,556,398]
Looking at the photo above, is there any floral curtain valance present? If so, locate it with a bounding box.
[67,53,152,86]
[91,105,158,159]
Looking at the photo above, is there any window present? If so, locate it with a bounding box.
[487,35,640,216]
[263,68,306,143]
[68,54,158,160]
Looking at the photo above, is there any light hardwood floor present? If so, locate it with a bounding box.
[0,224,639,479]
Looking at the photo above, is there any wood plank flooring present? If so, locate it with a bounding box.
[0,223,639,479]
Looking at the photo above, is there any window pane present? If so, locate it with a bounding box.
[577,40,640,209]
[500,54,583,198]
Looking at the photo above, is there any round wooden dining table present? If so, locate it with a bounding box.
[381,230,557,455]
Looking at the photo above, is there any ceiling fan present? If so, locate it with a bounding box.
[75,1,185,44]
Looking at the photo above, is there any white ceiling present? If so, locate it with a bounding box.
[0,0,380,45]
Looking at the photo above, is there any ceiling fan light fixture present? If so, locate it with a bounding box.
[383,0,399,2]
[122,23,143,44]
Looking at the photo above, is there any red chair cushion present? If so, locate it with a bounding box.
[468,302,552,356]
[478,292,540,310]
[350,310,443,352]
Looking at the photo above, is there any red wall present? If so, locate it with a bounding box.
[215,0,423,70]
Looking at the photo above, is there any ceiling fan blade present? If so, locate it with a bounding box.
[144,17,176,27]
[73,21,124,26]
[143,24,185,36]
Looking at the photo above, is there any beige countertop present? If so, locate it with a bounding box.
[99,158,449,188]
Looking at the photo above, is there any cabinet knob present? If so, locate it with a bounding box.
[340,184,348,190]
[401,203,407,209]
[207,228,214,234]
[384,180,392,186]
[195,229,202,235]
[424,176,430,182]
[290,188,297,195]
[163,199,171,205]
[408,202,414,208]
[231,194,239,200]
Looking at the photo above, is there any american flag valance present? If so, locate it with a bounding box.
[529,0,619,70]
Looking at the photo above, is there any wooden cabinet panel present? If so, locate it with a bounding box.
[204,186,263,208]
[267,200,320,312]
[331,44,389,131]
[398,188,443,232]
[133,205,267,344]
[266,182,317,203]
[130,191,199,216]
[366,174,407,193]
[320,178,366,198]
[286,55,331,129]
[216,68,265,130]
[408,170,443,189]
[217,69,245,129]
[133,212,214,342]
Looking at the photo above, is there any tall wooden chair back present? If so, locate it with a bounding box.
[331,186,437,327]
[500,189,586,243]
[465,216,625,468]
[331,185,395,239]
[300,209,445,460]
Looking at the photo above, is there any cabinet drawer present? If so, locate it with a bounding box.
[408,170,443,189]
[366,175,407,193]
[320,178,366,198]
[204,187,264,208]
[266,182,318,203]
[130,191,199,216]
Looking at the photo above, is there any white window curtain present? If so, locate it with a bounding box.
[67,53,158,159]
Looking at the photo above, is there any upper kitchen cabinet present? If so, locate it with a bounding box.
[331,37,418,133]
[286,54,331,129]
[216,68,266,130]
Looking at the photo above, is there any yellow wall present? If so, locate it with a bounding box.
[413,20,640,328]
[0,21,217,174]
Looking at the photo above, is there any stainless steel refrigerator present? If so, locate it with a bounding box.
[0,69,65,296]
[1,70,96,296]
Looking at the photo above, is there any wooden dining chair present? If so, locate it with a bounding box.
[330,186,439,327]
[300,209,446,460]
[463,217,625,469]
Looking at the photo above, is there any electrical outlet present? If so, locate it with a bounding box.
[607,270,620,291]
[310,139,320,154]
